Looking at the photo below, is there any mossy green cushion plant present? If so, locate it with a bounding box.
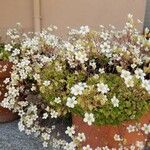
[39,60,150,125]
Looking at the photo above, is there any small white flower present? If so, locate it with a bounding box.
[3,78,10,84]
[5,44,12,51]
[136,141,144,150]
[41,132,50,141]
[50,109,58,118]
[31,84,36,91]
[89,59,96,69]
[42,141,48,147]
[111,96,119,107]
[65,126,75,137]
[135,68,145,80]
[83,112,95,126]
[83,144,92,150]
[64,142,76,150]
[79,26,90,35]
[131,64,137,69]
[127,125,136,133]
[75,51,88,64]
[42,113,48,119]
[124,77,134,87]
[43,80,50,86]
[121,70,131,79]
[99,68,105,74]
[12,48,20,56]
[141,124,150,134]
[100,42,111,54]
[71,82,87,96]
[130,144,136,150]
[97,83,110,94]
[114,134,123,141]
[141,79,150,93]
[64,42,74,51]
[66,96,77,108]
[77,133,86,142]
[54,97,61,104]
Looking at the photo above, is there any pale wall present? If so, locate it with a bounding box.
[0,0,33,39]
[41,0,146,35]
[0,0,146,38]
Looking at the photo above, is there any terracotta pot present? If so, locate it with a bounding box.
[73,110,150,149]
[0,61,18,123]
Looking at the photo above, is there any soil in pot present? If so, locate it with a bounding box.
[72,111,150,149]
[0,61,18,123]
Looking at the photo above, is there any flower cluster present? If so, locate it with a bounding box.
[0,15,150,149]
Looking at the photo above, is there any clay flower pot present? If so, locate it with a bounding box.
[73,110,150,149]
[0,61,18,123]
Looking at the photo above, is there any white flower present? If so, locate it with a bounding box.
[77,133,86,142]
[83,112,95,126]
[100,32,109,41]
[83,145,92,150]
[124,77,134,87]
[64,42,74,51]
[141,124,150,134]
[12,48,20,56]
[89,59,96,69]
[43,80,50,86]
[141,79,150,94]
[50,109,58,118]
[121,70,134,87]
[41,132,50,141]
[127,125,136,133]
[42,113,48,119]
[131,63,137,69]
[75,51,88,64]
[5,44,12,51]
[54,97,61,104]
[100,42,111,54]
[64,142,76,150]
[136,141,144,150]
[121,70,131,79]
[65,126,75,137]
[79,26,90,35]
[33,73,40,81]
[66,96,77,108]
[97,83,110,94]
[71,82,87,96]
[42,141,48,147]
[3,78,10,84]
[99,68,105,74]
[114,134,123,141]
[111,96,119,107]
[135,68,145,80]
[130,145,136,150]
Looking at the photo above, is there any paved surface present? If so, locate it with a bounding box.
[0,119,68,150]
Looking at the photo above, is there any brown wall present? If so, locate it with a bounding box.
[0,0,146,38]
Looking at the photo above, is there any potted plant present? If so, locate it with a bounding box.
[0,42,19,122]
[37,15,150,149]
[2,16,150,149]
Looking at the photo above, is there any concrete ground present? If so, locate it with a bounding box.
[0,120,54,150]
[0,119,69,150]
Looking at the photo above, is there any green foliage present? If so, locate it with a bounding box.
[39,59,150,125]
[0,43,9,60]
